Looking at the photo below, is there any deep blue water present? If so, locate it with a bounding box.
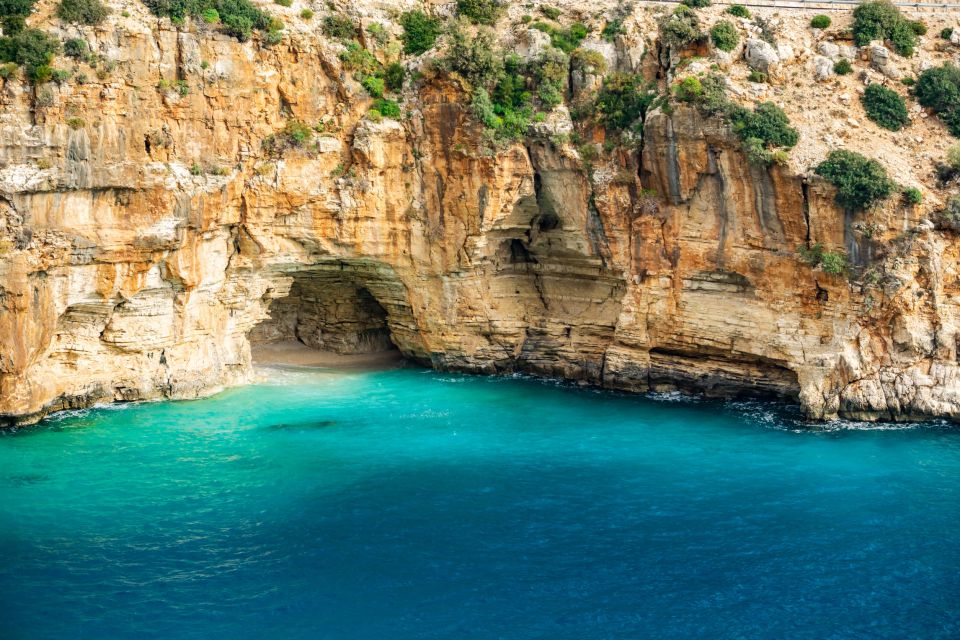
[1,365,958,639]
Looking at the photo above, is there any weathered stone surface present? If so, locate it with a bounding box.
[744,38,780,73]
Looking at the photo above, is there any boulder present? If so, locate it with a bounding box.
[814,56,834,81]
[744,38,779,73]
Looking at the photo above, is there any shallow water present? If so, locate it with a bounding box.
[1,366,958,639]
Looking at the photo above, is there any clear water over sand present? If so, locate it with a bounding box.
[1,364,958,639]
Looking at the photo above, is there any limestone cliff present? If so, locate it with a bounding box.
[3,0,960,426]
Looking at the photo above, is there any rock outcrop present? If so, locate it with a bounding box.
[2,0,960,426]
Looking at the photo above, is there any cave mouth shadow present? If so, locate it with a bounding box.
[250,267,402,357]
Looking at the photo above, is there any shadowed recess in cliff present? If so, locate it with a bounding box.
[249,261,422,358]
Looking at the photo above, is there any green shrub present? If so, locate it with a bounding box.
[274,0,290,6]
[815,149,895,210]
[64,38,87,59]
[399,10,440,55]
[0,62,17,79]
[833,58,852,74]
[915,64,960,136]
[373,98,401,118]
[747,70,767,83]
[658,6,702,49]
[300,8,313,20]
[0,29,61,84]
[810,15,831,29]
[264,28,283,45]
[601,18,624,41]
[595,72,661,132]
[726,4,750,18]
[541,6,561,20]
[710,20,739,52]
[361,75,384,97]
[366,23,389,45]
[201,7,219,22]
[323,13,356,40]
[51,68,70,82]
[571,47,607,75]
[798,243,849,276]
[861,84,908,131]
[852,1,915,56]
[903,187,922,204]
[457,0,502,25]
[57,0,108,24]
[521,14,531,24]
[384,62,405,91]
[673,75,702,102]
[444,25,502,89]
[263,120,313,153]
[340,41,378,75]
[143,0,270,41]
[910,20,927,35]
[0,0,35,35]
[681,0,710,7]
[176,79,190,95]
[948,145,960,171]
[532,20,588,53]
[738,102,799,148]
[65,116,85,129]
[941,27,953,39]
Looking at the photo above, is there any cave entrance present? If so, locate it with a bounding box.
[250,266,402,356]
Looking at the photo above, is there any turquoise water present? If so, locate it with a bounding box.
[1,366,958,639]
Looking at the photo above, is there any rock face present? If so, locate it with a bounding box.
[2,5,960,426]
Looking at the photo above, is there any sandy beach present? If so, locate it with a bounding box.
[251,340,406,370]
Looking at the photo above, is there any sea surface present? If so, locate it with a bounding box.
[1,365,958,639]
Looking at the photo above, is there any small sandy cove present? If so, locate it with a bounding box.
[251,340,405,370]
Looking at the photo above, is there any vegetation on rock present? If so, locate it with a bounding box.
[57,0,108,25]
[595,72,662,133]
[457,0,502,26]
[658,6,703,50]
[833,58,852,75]
[144,0,270,40]
[815,149,894,210]
[852,0,916,56]
[914,64,960,136]
[0,0,35,35]
[810,15,831,29]
[797,243,849,276]
[0,28,60,83]
[860,84,908,131]
[400,10,441,55]
[710,20,738,52]
[323,13,356,40]
[531,19,588,53]
[726,4,750,18]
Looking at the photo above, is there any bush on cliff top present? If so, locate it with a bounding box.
[0,28,60,83]
[57,0,109,25]
[852,0,916,56]
[815,149,895,210]
[143,0,270,40]
[658,6,703,50]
